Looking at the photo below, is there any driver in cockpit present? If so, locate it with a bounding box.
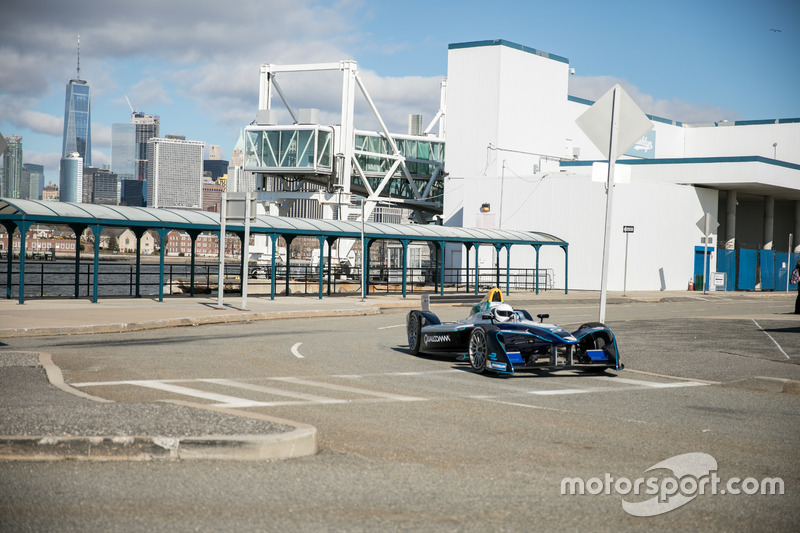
[492,303,517,322]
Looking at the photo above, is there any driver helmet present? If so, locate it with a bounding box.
[492,303,516,322]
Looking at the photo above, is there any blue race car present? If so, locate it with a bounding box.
[406,289,622,375]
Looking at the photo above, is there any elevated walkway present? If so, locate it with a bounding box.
[245,125,444,212]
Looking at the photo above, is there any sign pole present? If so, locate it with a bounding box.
[623,228,631,296]
[598,87,621,324]
[242,192,251,310]
[702,213,710,295]
[788,233,794,292]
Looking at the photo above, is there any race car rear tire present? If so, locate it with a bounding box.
[407,311,423,355]
[468,328,489,373]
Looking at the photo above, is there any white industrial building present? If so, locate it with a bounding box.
[442,39,800,292]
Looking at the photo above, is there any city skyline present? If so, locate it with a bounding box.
[0,0,797,185]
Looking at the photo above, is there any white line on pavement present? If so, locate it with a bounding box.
[270,376,425,402]
[378,324,405,330]
[198,378,341,403]
[752,319,790,360]
[589,376,708,388]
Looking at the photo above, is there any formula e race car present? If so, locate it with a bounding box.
[406,289,622,375]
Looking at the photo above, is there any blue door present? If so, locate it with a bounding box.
[693,247,711,291]
[738,249,757,291]
[760,250,775,290]
[716,249,736,291]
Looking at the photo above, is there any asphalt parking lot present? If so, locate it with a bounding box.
[1,292,798,531]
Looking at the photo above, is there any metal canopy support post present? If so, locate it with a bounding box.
[3,221,16,299]
[327,237,335,296]
[439,242,445,296]
[317,236,326,299]
[70,224,86,299]
[134,228,145,298]
[285,236,295,297]
[270,234,278,300]
[188,230,201,297]
[562,245,569,295]
[474,244,480,295]
[494,244,503,289]
[505,245,511,295]
[236,231,245,298]
[400,239,409,298]
[157,228,168,302]
[91,224,102,303]
[16,221,31,305]
[464,243,473,294]
[533,245,541,295]
[364,238,375,297]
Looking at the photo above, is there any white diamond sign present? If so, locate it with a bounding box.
[576,84,653,161]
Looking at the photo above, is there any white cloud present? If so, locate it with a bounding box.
[568,75,742,124]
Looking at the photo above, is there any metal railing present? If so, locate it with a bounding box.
[1,260,556,299]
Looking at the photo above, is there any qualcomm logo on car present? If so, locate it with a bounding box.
[424,334,451,343]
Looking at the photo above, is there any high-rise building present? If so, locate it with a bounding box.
[22,163,44,200]
[146,137,204,209]
[92,169,120,205]
[59,152,83,203]
[111,123,136,181]
[203,159,229,181]
[42,182,59,201]
[202,181,224,212]
[81,167,119,205]
[1,135,23,198]
[132,112,160,180]
[208,144,222,160]
[121,179,144,207]
[61,36,91,166]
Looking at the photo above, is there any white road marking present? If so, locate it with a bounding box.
[126,380,266,408]
[270,376,425,402]
[378,324,404,330]
[70,371,709,409]
[752,319,790,360]
[588,376,708,388]
[291,342,305,358]
[198,379,342,403]
[530,388,595,395]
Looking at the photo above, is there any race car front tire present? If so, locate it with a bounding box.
[579,322,611,373]
[407,311,423,355]
[468,327,489,373]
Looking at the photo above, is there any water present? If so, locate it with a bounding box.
[0,260,230,298]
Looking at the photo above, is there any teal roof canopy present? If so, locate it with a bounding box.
[0,199,567,247]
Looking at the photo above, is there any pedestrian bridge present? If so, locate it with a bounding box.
[244,126,446,214]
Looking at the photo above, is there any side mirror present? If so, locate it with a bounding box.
[536,313,550,322]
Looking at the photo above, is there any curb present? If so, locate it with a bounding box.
[0,306,380,338]
[0,427,317,461]
[718,376,800,395]
[0,355,319,462]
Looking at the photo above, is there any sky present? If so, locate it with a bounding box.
[1,0,798,184]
